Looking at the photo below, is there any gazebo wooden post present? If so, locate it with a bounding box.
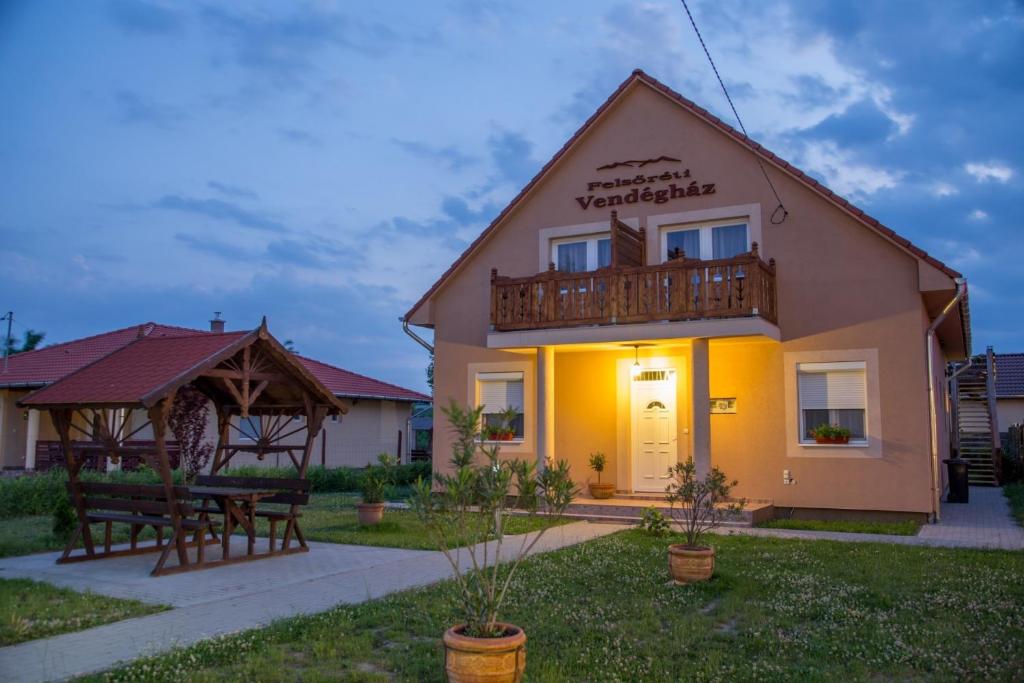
[148,397,189,574]
[53,408,95,560]
[210,403,232,475]
[282,394,327,551]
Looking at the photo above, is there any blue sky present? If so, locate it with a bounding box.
[0,1,1021,393]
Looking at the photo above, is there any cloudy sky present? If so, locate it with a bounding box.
[0,1,1021,392]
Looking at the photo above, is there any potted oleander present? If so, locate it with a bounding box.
[357,453,394,525]
[588,452,615,499]
[810,423,852,445]
[664,457,743,584]
[410,401,575,683]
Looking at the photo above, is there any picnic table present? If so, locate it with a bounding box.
[188,485,280,559]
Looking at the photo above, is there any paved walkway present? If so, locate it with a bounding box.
[712,486,1024,550]
[0,522,627,683]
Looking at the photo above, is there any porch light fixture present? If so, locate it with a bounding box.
[631,345,642,378]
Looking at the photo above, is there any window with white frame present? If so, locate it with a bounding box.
[662,220,748,261]
[477,371,525,441]
[797,362,868,443]
[238,415,261,441]
[551,234,611,272]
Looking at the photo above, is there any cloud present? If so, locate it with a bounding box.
[487,130,537,187]
[265,238,324,268]
[278,128,321,146]
[154,195,286,232]
[114,90,186,128]
[207,181,259,200]
[968,209,989,221]
[965,161,1014,183]
[174,233,255,260]
[107,0,183,34]
[796,140,903,199]
[929,181,958,197]
[392,139,477,171]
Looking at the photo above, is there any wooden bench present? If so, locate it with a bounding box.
[193,475,311,553]
[61,482,220,570]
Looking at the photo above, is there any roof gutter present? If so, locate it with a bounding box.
[927,278,967,523]
[401,318,434,354]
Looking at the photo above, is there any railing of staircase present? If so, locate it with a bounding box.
[985,346,1002,482]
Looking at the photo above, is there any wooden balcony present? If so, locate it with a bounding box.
[490,244,777,333]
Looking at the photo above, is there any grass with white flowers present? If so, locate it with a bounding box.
[88,529,1024,682]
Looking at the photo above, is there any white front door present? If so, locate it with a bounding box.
[631,369,678,491]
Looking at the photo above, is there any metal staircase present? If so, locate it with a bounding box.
[952,348,1000,486]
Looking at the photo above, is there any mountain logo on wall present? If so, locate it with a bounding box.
[596,156,681,171]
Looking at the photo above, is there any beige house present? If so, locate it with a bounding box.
[403,70,970,521]
[0,322,429,472]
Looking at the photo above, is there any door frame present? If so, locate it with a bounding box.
[630,367,678,492]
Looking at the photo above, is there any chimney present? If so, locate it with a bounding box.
[210,312,225,333]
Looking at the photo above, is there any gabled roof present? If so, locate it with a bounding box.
[404,68,962,324]
[20,332,251,407]
[0,323,202,388]
[995,353,1024,398]
[297,355,430,402]
[0,321,429,403]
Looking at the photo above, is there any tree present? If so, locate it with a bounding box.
[168,385,214,483]
[426,354,434,390]
[4,329,45,355]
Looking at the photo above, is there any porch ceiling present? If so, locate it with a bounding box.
[487,316,780,350]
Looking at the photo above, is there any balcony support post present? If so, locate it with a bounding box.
[537,345,556,474]
[690,338,711,479]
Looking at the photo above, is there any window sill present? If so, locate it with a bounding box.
[480,440,525,446]
[798,442,868,448]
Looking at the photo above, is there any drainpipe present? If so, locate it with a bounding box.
[927,278,967,523]
[947,354,975,457]
[401,318,434,354]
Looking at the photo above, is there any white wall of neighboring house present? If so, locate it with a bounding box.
[0,391,418,472]
[997,398,1024,432]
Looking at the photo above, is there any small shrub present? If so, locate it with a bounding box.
[639,506,671,537]
[588,452,607,483]
[359,454,395,504]
[51,493,77,539]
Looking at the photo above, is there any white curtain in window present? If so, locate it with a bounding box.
[798,365,866,410]
[666,229,700,259]
[711,224,747,259]
[479,372,524,412]
[557,242,587,272]
[597,238,611,268]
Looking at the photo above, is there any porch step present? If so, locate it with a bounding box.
[565,498,773,527]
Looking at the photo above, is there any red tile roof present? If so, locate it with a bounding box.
[995,353,1024,398]
[297,355,430,402]
[21,332,250,407]
[1,322,429,403]
[404,68,963,324]
[0,323,203,388]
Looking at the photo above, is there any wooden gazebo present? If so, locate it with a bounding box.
[19,320,348,575]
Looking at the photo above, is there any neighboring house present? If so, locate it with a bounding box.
[0,321,429,471]
[994,352,1024,433]
[403,70,970,521]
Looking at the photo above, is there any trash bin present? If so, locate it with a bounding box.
[945,458,969,504]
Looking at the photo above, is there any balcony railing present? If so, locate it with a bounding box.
[490,244,777,332]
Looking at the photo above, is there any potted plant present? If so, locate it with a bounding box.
[357,453,394,525]
[664,457,743,584]
[410,400,575,683]
[810,423,852,445]
[495,406,521,441]
[587,452,615,499]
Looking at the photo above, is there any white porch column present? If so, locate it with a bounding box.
[690,338,711,479]
[24,408,39,471]
[536,346,555,472]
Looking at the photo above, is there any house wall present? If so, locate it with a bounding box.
[427,80,958,515]
[997,398,1024,432]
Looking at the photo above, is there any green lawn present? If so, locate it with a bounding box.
[0,492,562,558]
[88,530,1024,682]
[1005,483,1024,527]
[0,578,165,646]
[757,517,921,536]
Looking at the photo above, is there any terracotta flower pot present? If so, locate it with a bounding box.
[443,622,526,683]
[588,482,615,499]
[668,544,715,584]
[814,435,851,445]
[356,502,385,525]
